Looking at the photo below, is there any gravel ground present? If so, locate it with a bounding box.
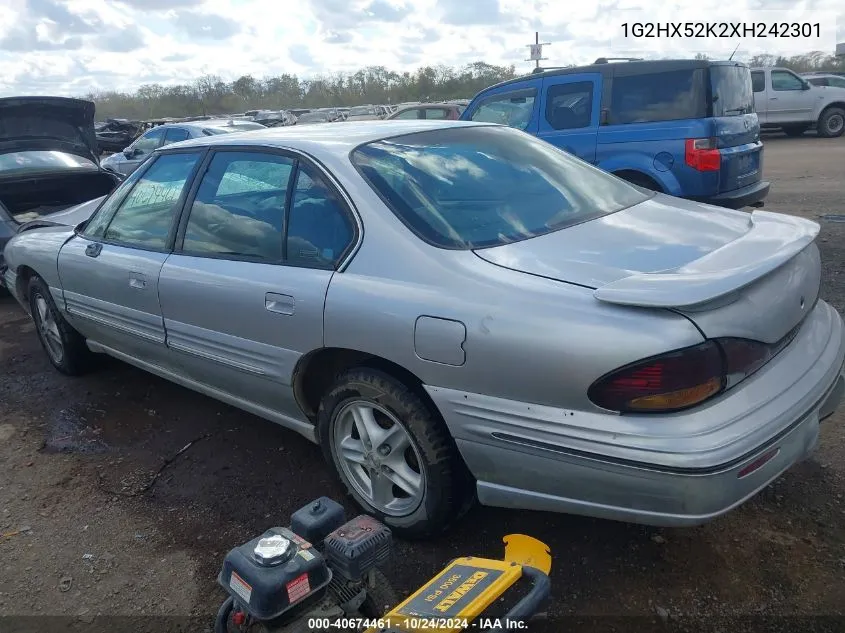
[1,133,845,633]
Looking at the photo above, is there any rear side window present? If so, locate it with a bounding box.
[163,128,190,144]
[609,69,706,124]
[469,90,536,131]
[751,71,765,93]
[182,152,294,261]
[545,81,594,129]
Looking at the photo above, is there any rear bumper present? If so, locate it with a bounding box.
[692,179,770,209]
[426,300,845,526]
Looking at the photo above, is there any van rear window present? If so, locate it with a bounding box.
[710,66,754,115]
[609,69,706,124]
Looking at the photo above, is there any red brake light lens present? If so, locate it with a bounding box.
[685,138,721,172]
[588,335,793,414]
[588,341,724,413]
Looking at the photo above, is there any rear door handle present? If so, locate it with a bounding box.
[265,292,295,315]
[85,243,102,258]
[129,272,146,289]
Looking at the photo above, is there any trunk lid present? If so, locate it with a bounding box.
[0,97,100,164]
[474,195,820,344]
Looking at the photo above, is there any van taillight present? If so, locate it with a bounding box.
[685,138,720,172]
[588,337,783,413]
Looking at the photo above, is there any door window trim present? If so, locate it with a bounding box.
[82,147,209,254]
[171,145,362,271]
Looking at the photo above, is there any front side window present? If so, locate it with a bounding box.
[394,109,420,120]
[469,91,536,131]
[545,81,594,129]
[352,126,647,250]
[83,166,148,239]
[102,152,201,248]
[771,70,804,91]
[286,164,355,268]
[163,128,190,145]
[182,152,294,260]
[610,69,706,124]
[132,128,165,153]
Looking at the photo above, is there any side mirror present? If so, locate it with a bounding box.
[73,219,88,235]
[802,81,812,90]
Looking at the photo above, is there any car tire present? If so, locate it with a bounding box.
[782,124,808,137]
[818,107,845,138]
[317,367,471,539]
[28,275,93,376]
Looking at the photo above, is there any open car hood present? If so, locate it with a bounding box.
[0,96,100,164]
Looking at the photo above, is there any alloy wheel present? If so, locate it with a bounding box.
[33,293,64,364]
[332,400,426,516]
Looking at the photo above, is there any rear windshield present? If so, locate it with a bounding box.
[351,126,648,250]
[0,150,97,176]
[710,65,754,116]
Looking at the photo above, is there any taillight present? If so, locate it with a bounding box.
[685,138,720,172]
[588,337,783,413]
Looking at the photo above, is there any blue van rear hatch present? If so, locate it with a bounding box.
[709,65,762,194]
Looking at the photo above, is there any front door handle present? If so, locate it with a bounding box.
[265,292,295,315]
[85,242,102,258]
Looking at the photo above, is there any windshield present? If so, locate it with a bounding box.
[351,126,648,249]
[710,65,754,116]
[0,150,97,176]
[350,106,375,115]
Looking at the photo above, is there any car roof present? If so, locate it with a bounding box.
[160,120,491,157]
[479,58,729,95]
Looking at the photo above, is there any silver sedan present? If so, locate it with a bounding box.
[2,120,843,537]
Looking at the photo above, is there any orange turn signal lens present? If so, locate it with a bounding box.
[627,377,723,411]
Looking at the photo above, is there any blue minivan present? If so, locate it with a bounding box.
[460,59,770,209]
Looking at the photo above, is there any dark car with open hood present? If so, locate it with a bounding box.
[0,96,123,288]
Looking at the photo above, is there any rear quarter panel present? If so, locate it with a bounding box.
[597,120,714,197]
[320,169,705,412]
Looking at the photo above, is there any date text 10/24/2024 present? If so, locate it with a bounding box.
[307,617,530,630]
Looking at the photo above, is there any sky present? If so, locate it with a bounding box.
[0,0,843,96]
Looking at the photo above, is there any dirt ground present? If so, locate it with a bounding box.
[2,134,845,633]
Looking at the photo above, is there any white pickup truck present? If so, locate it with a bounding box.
[751,67,845,138]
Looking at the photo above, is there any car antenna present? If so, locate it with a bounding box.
[728,43,740,60]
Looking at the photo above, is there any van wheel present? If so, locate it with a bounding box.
[317,367,471,538]
[782,124,808,137]
[616,171,662,193]
[818,107,845,138]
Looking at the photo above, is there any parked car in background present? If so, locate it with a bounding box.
[803,73,845,89]
[751,67,845,137]
[346,105,381,121]
[253,110,297,127]
[296,111,332,125]
[95,118,143,154]
[101,119,267,176]
[388,103,465,120]
[0,97,123,284]
[289,108,312,118]
[462,59,769,209]
[3,120,842,538]
[315,108,344,122]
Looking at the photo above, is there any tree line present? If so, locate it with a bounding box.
[87,52,845,121]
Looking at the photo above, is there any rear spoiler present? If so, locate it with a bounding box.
[593,210,819,308]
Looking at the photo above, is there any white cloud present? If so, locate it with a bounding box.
[0,0,842,95]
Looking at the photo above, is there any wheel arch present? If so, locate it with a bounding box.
[293,347,441,425]
[612,169,665,192]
